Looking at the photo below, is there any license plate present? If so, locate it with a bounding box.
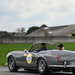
[69,62,75,65]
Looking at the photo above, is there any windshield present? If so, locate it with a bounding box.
[29,43,57,52]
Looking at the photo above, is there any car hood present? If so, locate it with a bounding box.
[6,51,24,58]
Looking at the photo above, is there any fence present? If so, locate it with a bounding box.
[0,36,75,44]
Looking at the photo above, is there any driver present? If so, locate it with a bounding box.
[37,43,47,52]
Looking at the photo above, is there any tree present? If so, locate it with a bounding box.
[16,27,25,33]
[21,27,25,33]
[16,28,20,33]
[40,24,47,28]
[26,26,39,35]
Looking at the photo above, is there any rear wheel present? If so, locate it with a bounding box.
[38,58,49,74]
[8,56,18,72]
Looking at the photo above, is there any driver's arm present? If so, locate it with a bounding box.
[36,48,41,52]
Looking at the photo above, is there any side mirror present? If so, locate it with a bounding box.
[24,49,28,53]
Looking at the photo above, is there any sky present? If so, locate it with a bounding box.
[0,0,75,32]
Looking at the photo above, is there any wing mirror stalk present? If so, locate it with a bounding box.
[24,49,28,53]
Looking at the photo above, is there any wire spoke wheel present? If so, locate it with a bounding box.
[8,56,18,72]
[38,58,49,74]
[39,60,45,72]
[9,57,15,70]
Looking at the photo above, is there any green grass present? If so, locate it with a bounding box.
[0,44,32,66]
[60,43,75,51]
[0,43,75,66]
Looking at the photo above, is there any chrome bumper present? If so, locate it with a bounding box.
[49,61,75,68]
[49,65,75,68]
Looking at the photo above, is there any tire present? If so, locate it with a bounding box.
[72,70,75,75]
[38,58,49,74]
[8,56,18,72]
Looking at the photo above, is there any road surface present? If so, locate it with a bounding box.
[0,66,74,75]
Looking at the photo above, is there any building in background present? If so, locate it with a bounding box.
[0,31,9,37]
[14,32,26,37]
[27,24,75,36]
[0,31,26,37]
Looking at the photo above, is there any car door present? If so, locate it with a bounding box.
[24,51,38,68]
[17,50,37,68]
[20,43,40,68]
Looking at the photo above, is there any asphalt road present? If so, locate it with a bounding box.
[0,66,74,75]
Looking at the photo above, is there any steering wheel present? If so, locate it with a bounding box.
[34,47,40,50]
[32,47,40,52]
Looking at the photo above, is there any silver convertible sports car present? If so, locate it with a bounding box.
[6,42,75,74]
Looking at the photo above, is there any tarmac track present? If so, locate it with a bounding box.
[0,66,74,75]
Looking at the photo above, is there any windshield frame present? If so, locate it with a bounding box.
[28,42,58,52]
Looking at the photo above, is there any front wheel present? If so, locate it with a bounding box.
[8,56,18,72]
[38,58,49,74]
